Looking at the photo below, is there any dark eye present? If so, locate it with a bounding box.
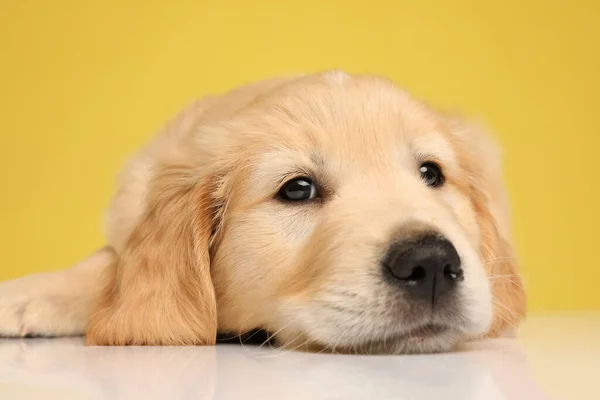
[278,177,319,202]
[419,162,445,188]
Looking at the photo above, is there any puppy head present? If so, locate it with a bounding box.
[86,72,525,353]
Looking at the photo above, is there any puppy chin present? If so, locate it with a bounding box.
[382,330,464,355]
[288,327,464,355]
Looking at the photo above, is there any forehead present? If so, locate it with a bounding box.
[237,75,457,175]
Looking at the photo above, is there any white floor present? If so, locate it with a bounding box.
[0,313,598,400]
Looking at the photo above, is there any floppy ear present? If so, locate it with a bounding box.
[85,166,218,346]
[473,184,527,337]
[84,77,302,346]
[454,123,527,337]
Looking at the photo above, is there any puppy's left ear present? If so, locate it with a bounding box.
[474,185,527,337]
[453,122,527,337]
[85,165,220,346]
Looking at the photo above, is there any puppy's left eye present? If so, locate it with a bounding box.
[419,162,445,188]
[278,177,319,202]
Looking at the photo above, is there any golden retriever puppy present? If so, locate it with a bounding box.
[0,71,526,354]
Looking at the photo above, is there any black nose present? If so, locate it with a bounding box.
[382,233,463,304]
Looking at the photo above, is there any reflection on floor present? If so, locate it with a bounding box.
[0,313,598,400]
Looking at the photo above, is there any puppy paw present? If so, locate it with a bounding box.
[0,290,28,337]
[0,274,87,338]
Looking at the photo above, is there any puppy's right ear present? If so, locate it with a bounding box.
[85,166,219,346]
[85,77,300,346]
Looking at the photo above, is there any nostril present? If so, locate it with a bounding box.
[406,266,427,282]
[387,263,428,282]
[443,264,464,282]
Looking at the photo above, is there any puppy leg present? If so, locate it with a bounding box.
[0,247,114,337]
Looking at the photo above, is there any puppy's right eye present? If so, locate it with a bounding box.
[278,177,318,202]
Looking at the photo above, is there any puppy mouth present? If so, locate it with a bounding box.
[348,323,458,354]
[391,323,452,345]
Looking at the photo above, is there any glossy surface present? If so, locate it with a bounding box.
[1,313,598,400]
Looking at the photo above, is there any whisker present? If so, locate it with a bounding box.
[269,336,310,357]
[487,274,521,279]
[257,322,293,350]
[488,276,526,291]
[492,296,520,329]
[481,256,516,265]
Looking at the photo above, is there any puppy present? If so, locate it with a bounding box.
[0,71,526,354]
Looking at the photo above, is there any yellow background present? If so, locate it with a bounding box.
[1,1,598,311]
